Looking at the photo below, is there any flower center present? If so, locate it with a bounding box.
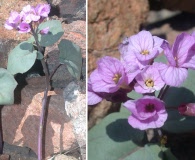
[141,50,149,55]
[113,73,121,84]
[145,104,155,112]
[145,79,154,87]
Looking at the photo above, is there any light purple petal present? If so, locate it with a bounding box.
[88,91,102,105]
[181,49,195,69]
[9,11,21,23]
[134,66,165,93]
[131,30,154,50]
[22,5,33,13]
[98,56,124,83]
[129,31,159,62]
[125,96,168,130]
[134,83,154,93]
[172,33,195,66]
[122,62,141,83]
[40,27,49,35]
[161,41,176,66]
[35,4,50,17]
[4,21,14,30]
[159,64,188,87]
[30,13,40,21]
[128,112,167,130]
[153,36,164,53]
[123,100,137,114]
[18,23,31,33]
[90,69,119,93]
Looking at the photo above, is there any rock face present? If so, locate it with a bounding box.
[88,0,149,73]
[2,77,77,159]
[48,0,86,22]
[149,0,195,13]
[64,82,86,160]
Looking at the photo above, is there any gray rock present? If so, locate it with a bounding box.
[63,82,86,160]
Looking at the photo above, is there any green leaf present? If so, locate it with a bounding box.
[0,68,17,105]
[37,20,64,46]
[7,42,37,75]
[89,112,145,160]
[89,111,177,160]
[58,39,82,79]
[27,36,35,43]
[36,51,44,60]
[123,144,177,160]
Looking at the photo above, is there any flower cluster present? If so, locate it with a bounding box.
[4,4,50,33]
[88,30,195,130]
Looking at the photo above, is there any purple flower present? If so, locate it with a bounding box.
[21,5,40,23]
[88,79,103,105]
[119,38,142,81]
[90,56,131,93]
[156,32,195,87]
[18,23,31,33]
[39,27,49,35]
[35,4,50,17]
[123,96,168,130]
[4,11,21,30]
[134,65,165,93]
[126,30,164,62]
[178,103,195,116]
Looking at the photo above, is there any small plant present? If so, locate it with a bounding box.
[88,31,195,159]
[1,3,82,160]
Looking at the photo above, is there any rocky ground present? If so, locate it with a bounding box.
[0,0,86,159]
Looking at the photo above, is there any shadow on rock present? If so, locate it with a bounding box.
[145,12,195,31]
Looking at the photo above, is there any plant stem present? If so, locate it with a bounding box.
[0,106,3,154]
[159,85,170,100]
[49,64,62,81]
[158,85,169,100]
[38,59,50,160]
[30,24,50,160]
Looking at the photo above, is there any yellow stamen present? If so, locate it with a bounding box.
[145,79,154,87]
[113,74,121,84]
[141,50,149,55]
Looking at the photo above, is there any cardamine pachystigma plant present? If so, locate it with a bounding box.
[1,3,82,160]
[88,31,195,160]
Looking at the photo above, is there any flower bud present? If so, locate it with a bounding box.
[178,103,195,116]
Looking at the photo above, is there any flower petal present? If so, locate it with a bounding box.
[158,64,188,87]
[153,36,164,53]
[123,100,137,115]
[161,41,176,66]
[88,91,103,105]
[128,112,167,130]
[90,69,118,93]
[172,33,195,66]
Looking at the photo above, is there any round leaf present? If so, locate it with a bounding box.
[0,68,17,105]
[123,144,177,160]
[7,42,37,75]
[58,39,82,79]
[89,112,145,160]
[37,20,64,47]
